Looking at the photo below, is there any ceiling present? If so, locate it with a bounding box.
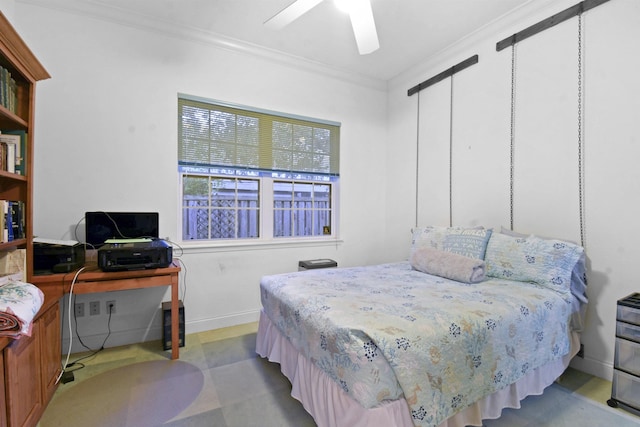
[41,0,536,81]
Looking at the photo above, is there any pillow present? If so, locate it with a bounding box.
[410,247,486,283]
[411,226,492,259]
[499,226,578,244]
[411,226,448,250]
[443,228,493,259]
[498,227,588,320]
[484,232,584,293]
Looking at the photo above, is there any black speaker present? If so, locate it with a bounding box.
[162,300,185,351]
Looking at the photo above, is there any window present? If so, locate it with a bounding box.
[178,95,340,242]
[273,181,332,237]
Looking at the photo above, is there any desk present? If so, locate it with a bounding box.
[31,263,181,360]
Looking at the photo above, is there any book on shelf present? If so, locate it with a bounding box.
[0,67,5,109]
[4,201,12,242]
[0,131,24,175]
[6,141,14,173]
[1,67,7,111]
[0,66,18,114]
[1,201,5,243]
[10,201,23,241]
[0,200,24,243]
[0,135,20,173]
[1,200,9,243]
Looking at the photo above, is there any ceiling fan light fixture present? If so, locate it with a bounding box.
[348,0,379,54]
[264,0,323,29]
[334,0,355,13]
[265,0,379,55]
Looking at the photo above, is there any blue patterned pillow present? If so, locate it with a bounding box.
[411,226,492,259]
[443,228,492,259]
[484,233,584,293]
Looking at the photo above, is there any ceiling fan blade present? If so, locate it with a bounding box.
[348,0,379,54]
[264,0,324,30]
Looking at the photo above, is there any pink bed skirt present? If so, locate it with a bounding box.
[256,310,580,427]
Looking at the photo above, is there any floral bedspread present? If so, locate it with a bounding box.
[260,262,574,427]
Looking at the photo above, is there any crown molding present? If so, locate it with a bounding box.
[0,10,50,81]
[17,0,387,92]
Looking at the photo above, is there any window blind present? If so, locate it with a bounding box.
[178,96,340,176]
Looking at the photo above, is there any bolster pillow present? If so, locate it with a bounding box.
[410,247,486,284]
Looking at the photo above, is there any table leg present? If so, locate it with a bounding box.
[171,273,179,359]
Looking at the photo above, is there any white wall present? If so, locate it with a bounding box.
[14,3,389,352]
[10,0,639,382]
[387,0,640,381]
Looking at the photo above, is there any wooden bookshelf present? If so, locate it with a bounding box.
[0,11,53,427]
[0,12,49,280]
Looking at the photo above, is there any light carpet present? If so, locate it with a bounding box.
[484,382,640,427]
[47,360,204,426]
[38,325,640,427]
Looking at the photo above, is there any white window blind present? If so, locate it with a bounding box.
[178,96,340,176]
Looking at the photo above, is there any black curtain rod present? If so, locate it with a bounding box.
[496,0,610,51]
[407,55,479,97]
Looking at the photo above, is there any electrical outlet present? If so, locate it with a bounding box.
[89,301,100,316]
[106,300,116,314]
[74,302,85,317]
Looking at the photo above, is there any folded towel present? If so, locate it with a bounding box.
[0,312,20,335]
[410,247,486,283]
[0,281,44,338]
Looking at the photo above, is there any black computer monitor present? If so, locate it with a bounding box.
[85,211,159,248]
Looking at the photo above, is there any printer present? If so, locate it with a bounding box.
[34,239,85,274]
[98,239,172,271]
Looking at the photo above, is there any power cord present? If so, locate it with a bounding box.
[56,267,114,385]
[56,266,86,384]
[66,305,113,368]
[73,293,94,352]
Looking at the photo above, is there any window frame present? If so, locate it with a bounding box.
[179,173,340,247]
[178,94,340,247]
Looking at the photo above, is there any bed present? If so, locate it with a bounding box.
[256,227,588,427]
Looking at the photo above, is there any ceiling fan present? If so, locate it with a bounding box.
[264,0,380,55]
